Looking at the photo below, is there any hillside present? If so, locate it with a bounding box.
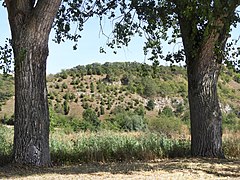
[0,75,14,113]
[0,62,240,132]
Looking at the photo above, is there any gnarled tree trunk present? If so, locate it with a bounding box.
[6,0,61,166]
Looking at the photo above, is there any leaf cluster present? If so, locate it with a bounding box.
[0,39,13,74]
[54,0,119,49]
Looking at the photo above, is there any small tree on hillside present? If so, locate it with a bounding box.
[100,105,105,115]
[63,100,70,115]
[90,82,95,93]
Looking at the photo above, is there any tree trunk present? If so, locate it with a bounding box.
[6,0,61,166]
[176,5,230,157]
[14,42,50,165]
[187,36,224,158]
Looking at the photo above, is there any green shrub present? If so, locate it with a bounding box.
[160,106,174,117]
[82,102,89,109]
[174,103,185,116]
[55,94,62,103]
[113,111,147,131]
[134,105,145,117]
[1,114,14,125]
[60,72,68,79]
[111,105,125,115]
[82,108,101,130]
[181,110,190,124]
[90,82,95,93]
[50,109,72,132]
[100,105,105,115]
[77,120,98,132]
[142,77,158,97]
[48,91,55,100]
[54,102,63,114]
[62,82,68,89]
[146,99,155,111]
[222,112,240,132]
[100,120,120,131]
[63,92,70,101]
[233,74,240,83]
[148,115,183,136]
[63,100,70,115]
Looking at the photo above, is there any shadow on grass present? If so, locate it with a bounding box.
[0,158,239,179]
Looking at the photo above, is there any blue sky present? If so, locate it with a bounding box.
[0,5,239,74]
[0,5,155,74]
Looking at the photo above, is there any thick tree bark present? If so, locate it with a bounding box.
[14,42,50,165]
[5,0,61,166]
[187,37,224,158]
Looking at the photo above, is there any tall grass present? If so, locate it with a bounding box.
[0,125,13,166]
[50,131,191,164]
[223,131,240,158]
[0,126,239,166]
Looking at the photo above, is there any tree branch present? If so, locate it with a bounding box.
[30,0,61,36]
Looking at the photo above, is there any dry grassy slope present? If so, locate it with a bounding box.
[1,72,240,120]
[0,73,182,119]
[46,74,188,120]
[218,79,240,113]
[47,74,158,120]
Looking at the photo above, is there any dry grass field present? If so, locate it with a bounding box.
[0,158,239,180]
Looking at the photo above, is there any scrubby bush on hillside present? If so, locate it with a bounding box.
[134,105,146,117]
[90,82,95,93]
[62,82,68,89]
[160,106,174,117]
[148,115,183,137]
[82,108,100,130]
[54,102,63,114]
[59,72,68,79]
[63,100,70,115]
[82,102,89,109]
[141,77,158,97]
[146,99,155,111]
[174,103,185,116]
[113,111,147,131]
[233,74,240,83]
[48,91,55,100]
[1,114,14,125]
[222,112,240,132]
[100,105,105,115]
[111,105,125,115]
[55,94,62,103]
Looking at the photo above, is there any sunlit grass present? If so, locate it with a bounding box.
[0,125,239,166]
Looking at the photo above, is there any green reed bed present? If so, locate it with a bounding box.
[50,131,190,164]
[0,126,239,166]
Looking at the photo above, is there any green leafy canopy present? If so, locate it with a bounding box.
[101,0,240,67]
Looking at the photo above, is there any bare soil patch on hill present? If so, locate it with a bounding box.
[0,158,239,180]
